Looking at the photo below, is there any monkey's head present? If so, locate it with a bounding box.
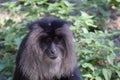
[19,17,77,79]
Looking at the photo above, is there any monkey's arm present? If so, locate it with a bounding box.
[13,67,27,80]
[69,66,83,80]
[13,36,29,80]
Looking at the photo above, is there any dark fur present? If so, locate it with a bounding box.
[13,17,82,80]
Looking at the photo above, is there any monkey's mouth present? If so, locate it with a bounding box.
[48,54,57,59]
[45,50,57,59]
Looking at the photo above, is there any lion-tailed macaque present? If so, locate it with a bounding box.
[13,17,83,80]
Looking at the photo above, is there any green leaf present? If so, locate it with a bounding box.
[2,2,16,8]
[0,64,5,71]
[107,53,115,65]
[102,68,112,80]
[82,28,89,33]
[81,11,93,19]
[83,74,92,78]
[14,38,21,49]
[116,62,120,77]
[95,76,102,80]
[116,70,120,77]
[82,63,94,71]
[116,0,120,2]
[19,0,26,2]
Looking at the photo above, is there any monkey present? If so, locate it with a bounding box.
[13,17,83,80]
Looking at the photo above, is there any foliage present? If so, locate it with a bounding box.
[0,0,120,80]
[75,31,120,80]
[68,0,120,30]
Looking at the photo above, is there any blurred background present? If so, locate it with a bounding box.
[0,0,120,80]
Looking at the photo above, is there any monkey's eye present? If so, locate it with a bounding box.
[46,38,52,43]
[40,37,51,44]
[54,36,63,44]
[40,37,52,48]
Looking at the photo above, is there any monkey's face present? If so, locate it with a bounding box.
[40,34,65,62]
[27,17,71,63]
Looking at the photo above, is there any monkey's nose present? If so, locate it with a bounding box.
[49,50,57,59]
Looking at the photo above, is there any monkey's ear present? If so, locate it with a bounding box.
[65,21,72,26]
[26,22,40,31]
[63,21,72,28]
